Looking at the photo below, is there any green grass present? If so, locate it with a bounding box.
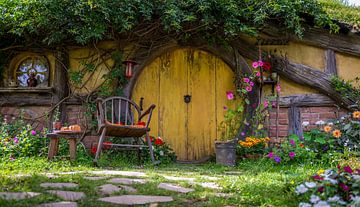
[319,0,360,25]
[0,154,333,207]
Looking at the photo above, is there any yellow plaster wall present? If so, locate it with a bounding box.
[336,53,360,87]
[68,45,115,94]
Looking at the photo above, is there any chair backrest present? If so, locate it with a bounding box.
[97,97,141,126]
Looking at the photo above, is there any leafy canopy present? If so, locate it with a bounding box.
[0,0,335,46]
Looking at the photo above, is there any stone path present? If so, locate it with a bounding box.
[158,183,194,193]
[0,192,41,200]
[47,190,85,201]
[1,170,229,206]
[98,195,173,205]
[37,201,78,207]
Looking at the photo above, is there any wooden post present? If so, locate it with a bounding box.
[325,49,337,75]
[288,104,303,138]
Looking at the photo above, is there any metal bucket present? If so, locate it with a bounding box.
[215,141,236,166]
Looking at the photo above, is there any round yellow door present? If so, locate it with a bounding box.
[132,48,239,161]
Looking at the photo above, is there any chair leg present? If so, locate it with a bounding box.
[93,128,106,166]
[145,131,157,164]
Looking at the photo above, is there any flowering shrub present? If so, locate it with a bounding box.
[144,136,176,164]
[237,137,270,156]
[267,135,315,164]
[0,115,47,160]
[296,165,360,207]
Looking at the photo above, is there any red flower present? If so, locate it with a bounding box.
[137,121,146,127]
[343,166,353,174]
[312,175,324,181]
[91,146,97,155]
[317,186,324,193]
[339,183,349,191]
[263,62,271,70]
[145,136,154,143]
[103,141,112,150]
[155,137,164,146]
[299,143,305,148]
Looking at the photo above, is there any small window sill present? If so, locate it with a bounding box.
[0,87,53,94]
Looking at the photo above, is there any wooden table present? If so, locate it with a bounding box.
[47,131,83,161]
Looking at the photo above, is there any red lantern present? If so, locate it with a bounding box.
[122,60,137,79]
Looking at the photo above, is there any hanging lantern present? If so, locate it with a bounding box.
[122,60,137,79]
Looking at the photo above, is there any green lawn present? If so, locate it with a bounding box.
[0,154,332,207]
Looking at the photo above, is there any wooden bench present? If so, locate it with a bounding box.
[47,131,83,161]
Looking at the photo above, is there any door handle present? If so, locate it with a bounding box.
[184,95,191,103]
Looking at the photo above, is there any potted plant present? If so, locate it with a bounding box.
[52,106,62,131]
[215,100,243,166]
[237,137,270,159]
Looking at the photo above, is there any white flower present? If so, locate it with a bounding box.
[302,121,310,127]
[327,122,333,126]
[305,182,317,188]
[352,175,360,180]
[159,151,164,156]
[351,195,360,203]
[324,177,338,185]
[327,195,340,202]
[314,201,330,207]
[341,116,345,120]
[315,120,325,125]
[295,184,308,194]
[299,202,311,207]
[310,195,321,203]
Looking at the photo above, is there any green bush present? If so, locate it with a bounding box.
[0,115,47,160]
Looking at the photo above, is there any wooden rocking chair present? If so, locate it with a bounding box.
[93,96,157,166]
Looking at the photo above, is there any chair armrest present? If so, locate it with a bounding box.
[96,98,105,132]
[139,104,156,127]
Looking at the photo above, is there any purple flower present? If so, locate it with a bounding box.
[267,152,274,158]
[264,100,269,108]
[343,166,353,174]
[322,145,329,152]
[272,101,277,107]
[274,156,281,163]
[289,152,295,159]
[339,183,349,191]
[226,91,234,100]
[223,106,228,111]
[245,86,252,92]
[276,84,281,93]
[289,139,295,146]
[241,132,245,136]
[256,71,261,77]
[252,61,259,68]
[31,130,36,136]
[243,78,250,83]
[249,81,254,86]
[9,155,15,161]
[13,137,19,144]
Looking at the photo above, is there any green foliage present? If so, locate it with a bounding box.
[319,0,360,25]
[218,105,243,141]
[0,113,48,159]
[331,76,360,105]
[0,0,337,47]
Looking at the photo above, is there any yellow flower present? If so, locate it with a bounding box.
[323,125,332,133]
[353,111,360,119]
[290,180,295,185]
[332,130,342,138]
[317,169,325,175]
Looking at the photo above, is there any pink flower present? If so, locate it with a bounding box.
[13,137,19,144]
[272,101,277,107]
[289,139,295,146]
[223,106,228,111]
[317,186,324,193]
[249,81,254,86]
[339,183,349,191]
[313,175,324,180]
[264,100,269,108]
[226,91,234,100]
[241,132,245,136]
[252,61,259,68]
[245,86,252,92]
[343,166,353,174]
[258,61,264,67]
[243,78,250,83]
[289,152,295,158]
[267,152,274,158]
[276,84,281,93]
[256,71,261,77]
[31,130,36,136]
[9,155,15,161]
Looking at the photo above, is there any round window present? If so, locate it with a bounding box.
[16,56,49,87]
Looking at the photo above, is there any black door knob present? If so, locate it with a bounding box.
[184,95,191,103]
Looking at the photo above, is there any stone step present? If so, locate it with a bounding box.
[98,195,173,205]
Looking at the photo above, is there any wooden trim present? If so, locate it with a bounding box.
[0,87,53,93]
[0,95,52,106]
[279,94,336,107]
[325,49,337,75]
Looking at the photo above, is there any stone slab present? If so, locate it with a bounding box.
[201,176,220,181]
[158,183,194,193]
[91,170,147,177]
[37,202,78,207]
[163,176,195,182]
[119,185,137,193]
[98,184,121,196]
[197,182,222,190]
[41,183,78,188]
[47,191,85,201]
[107,178,147,185]
[0,192,41,200]
[98,195,173,205]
